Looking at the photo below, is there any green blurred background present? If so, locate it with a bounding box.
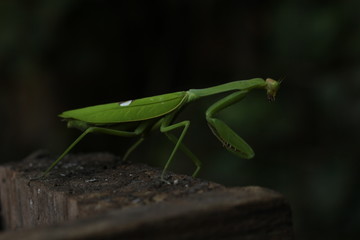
[1,1,359,239]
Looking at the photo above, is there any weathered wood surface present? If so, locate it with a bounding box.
[0,151,294,239]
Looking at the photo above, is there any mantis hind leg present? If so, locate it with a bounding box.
[40,124,146,178]
[164,133,202,177]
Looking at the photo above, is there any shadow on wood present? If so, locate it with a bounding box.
[0,151,294,239]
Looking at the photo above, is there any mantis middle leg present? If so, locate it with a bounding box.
[160,113,194,180]
[164,133,202,177]
[123,118,166,161]
[122,137,145,161]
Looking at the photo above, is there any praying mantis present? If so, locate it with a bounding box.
[42,78,280,180]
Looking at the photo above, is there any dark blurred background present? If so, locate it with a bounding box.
[1,0,360,239]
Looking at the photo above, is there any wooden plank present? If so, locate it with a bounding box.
[0,151,294,239]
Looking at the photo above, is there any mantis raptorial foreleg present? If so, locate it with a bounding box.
[206,90,255,159]
[41,124,147,178]
[206,90,249,117]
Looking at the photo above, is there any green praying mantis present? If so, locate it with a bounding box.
[41,78,280,180]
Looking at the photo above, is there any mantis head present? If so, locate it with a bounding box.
[265,78,281,102]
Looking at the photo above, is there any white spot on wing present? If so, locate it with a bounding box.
[119,100,132,106]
